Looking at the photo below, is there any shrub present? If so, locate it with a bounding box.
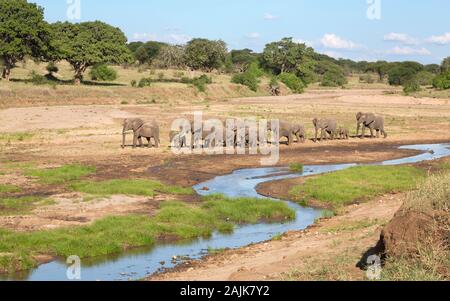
[321,69,347,87]
[191,74,212,92]
[232,72,259,92]
[89,64,117,82]
[359,74,374,84]
[29,71,49,85]
[403,80,421,94]
[138,77,152,88]
[130,80,137,87]
[432,71,450,90]
[278,73,305,93]
[414,71,435,86]
[46,62,59,75]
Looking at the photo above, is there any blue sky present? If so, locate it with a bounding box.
[32,0,450,64]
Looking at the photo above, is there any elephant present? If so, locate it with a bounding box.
[292,124,306,143]
[337,126,350,140]
[356,112,388,139]
[267,121,294,145]
[122,118,160,149]
[313,118,337,142]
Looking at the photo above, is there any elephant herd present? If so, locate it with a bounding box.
[121,112,387,149]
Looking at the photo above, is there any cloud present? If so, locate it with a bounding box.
[246,32,261,40]
[384,33,419,45]
[130,33,191,44]
[323,51,343,59]
[320,34,360,50]
[263,13,279,20]
[427,33,450,45]
[386,46,431,56]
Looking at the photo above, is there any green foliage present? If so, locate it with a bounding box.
[433,70,450,90]
[191,74,212,92]
[365,61,391,81]
[45,62,58,75]
[184,38,227,71]
[359,74,375,84]
[51,21,133,83]
[153,45,186,69]
[441,57,450,73]
[130,80,137,87]
[403,80,422,94]
[232,72,259,92]
[278,73,305,93]
[0,0,54,80]
[0,196,294,273]
[70,179,193,196]
[26,164,96,184]
[321,69,347,87]
[0,132,34,142]
[134,41,166,65]
[230,49,259,71]
[138,77,152,88]
[89,64,117,82]
[414,71,435,86]
[261,37,312,74]
[289,163,304,173]
[28,70,50,85]
[424,64,441,74]
[0,196,43,216]
[289,166,425,208]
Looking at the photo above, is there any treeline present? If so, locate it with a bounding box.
[1,0,449,93]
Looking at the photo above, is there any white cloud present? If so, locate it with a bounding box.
[320,34,360,50]
[130,33,191,45]
[263,13,279,20]
[246,32,261,40]
[384,33,419,45]
[427,33,450,45]
[386,46,431,56]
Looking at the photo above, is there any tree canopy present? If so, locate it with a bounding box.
[0,0,53,80]
[52,21,132,84]
[184,38,227,71]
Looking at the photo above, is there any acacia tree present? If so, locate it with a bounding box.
[184,39,227,71]
[0,0,53,81]
[261,38,312,75]
[441,57,450,73]
[52,21,132,84]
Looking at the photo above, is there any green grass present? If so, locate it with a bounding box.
[26,164,96,184]
[289,163,304,173]
[0,133,35,142]
[0,184,21,194]
[0,196,295,273]
[0,196,44,216]
[70,179,194,197]
[289,166,426,208]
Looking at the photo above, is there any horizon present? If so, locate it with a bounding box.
[28,0,450,65]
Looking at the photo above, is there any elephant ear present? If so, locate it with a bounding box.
[356,112,363,121]
[132,119,145,131]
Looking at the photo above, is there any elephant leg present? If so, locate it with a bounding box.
[138,137,144,147]
[376,130,380,138]
[147,138,152,148]
[361,126,366,139]
[370,127,375,138]
[133,134,138,148]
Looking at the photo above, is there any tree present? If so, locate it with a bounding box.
[261,38,311,74]
[134,41,166,65]
[152,45,186,69]
[441,57,450,73]
[184,38,227,71]
[388,62,423,86]
[433,70,450,90]
[127,41,144,60]
[321,69,348,87]
[89,64,117,82]
[52,21,132,84]
[230,49,258,72]
[0,0,54,81]
[424,64,441,74]
[366,61,391,81]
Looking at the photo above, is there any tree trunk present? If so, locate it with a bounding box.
[2,67,11,81]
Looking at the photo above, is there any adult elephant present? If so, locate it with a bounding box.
[356,112,387,139]
[267,121,294,146]
[122,118,160,148]
[313,118,337,142]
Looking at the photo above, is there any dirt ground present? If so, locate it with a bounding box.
[1,87,449,279]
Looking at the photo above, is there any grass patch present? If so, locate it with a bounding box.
[0,196,295,273]
[70,179,193,197]
[320,218,386,234]
[207,247,226,255]
[289,163,304,173]
[289,166,426,208]
[0,133,35,142]
[0,184,21,194]
[26,164,96,184]
[0,196,44,216]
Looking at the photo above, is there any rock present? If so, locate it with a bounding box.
[201,186,210,191]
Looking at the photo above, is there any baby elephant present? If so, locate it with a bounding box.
[337,126,350,140]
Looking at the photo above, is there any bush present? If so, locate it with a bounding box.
[415,71,435,86]
[138,77,152,88]
[89,64,117,82]
[191,74,212,92]
[29,71,51,86]
[46,62,58,75]
[130,80,137,87]
[278,73,305,93]
[403,80,421,94]
[432,71,450,90]
[232,72,259,92]
[359,74,374,84]
[321,69,347,87]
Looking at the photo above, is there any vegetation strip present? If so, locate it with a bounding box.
[0,195,294,274]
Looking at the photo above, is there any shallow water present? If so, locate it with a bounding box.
[2,143,449,281]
